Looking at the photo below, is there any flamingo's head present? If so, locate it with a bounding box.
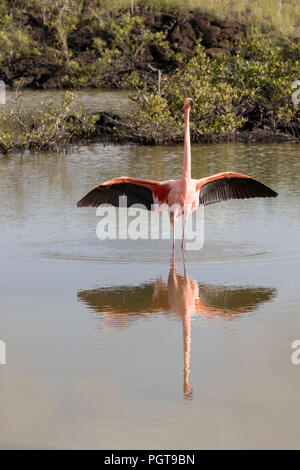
[184,98,194,109]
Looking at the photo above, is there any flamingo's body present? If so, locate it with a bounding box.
[77,98,278,249]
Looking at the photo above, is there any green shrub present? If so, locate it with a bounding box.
[122,29,300,143]
[0,88,99,154]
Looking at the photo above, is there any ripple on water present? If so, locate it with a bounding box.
[40,238,273,264]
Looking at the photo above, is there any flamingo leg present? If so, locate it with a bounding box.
[172,225,175,251]
[181,217,187,251]
[170,209,178,252]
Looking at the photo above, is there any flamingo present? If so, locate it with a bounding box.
[77,98,278,250]
[78,255,276,400]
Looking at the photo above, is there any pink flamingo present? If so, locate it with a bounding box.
[78,255,276,399]
[77,98,278,250]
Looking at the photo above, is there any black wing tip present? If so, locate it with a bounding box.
[269,189,278,198]
[77,197,90,207]
[77,198,99,208]
[77,187,103,207]
[77,194,97,207]
[260,185,278,198]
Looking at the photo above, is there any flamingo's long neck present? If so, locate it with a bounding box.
[183,107,191,180]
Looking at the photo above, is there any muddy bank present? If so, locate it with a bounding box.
[0,5,245,89]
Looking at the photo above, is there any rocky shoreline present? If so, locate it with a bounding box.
[0,5,245,89]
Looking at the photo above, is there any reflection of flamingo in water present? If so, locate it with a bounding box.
[78,258,276,400]
[77,98,277,250]
[167,256,196,399]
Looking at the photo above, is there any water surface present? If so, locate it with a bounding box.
[3,88,131,115]
[0,141,300,449]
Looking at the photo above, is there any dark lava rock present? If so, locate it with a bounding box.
[0,6,246,89]
[168,20,196,55]
[202,26,221,47]
[1,55,65,89]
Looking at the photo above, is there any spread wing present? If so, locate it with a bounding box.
[197,172,278,206]
[77,177,169,210]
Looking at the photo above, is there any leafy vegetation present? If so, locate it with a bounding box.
[0,2,299,150]
[0,1,299,89]
[0,85,99,154]
[64,12,177,88]
[120,28,300,143]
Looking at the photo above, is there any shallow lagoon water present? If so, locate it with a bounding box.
[3,88,131,115]
[0,141,300,449]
